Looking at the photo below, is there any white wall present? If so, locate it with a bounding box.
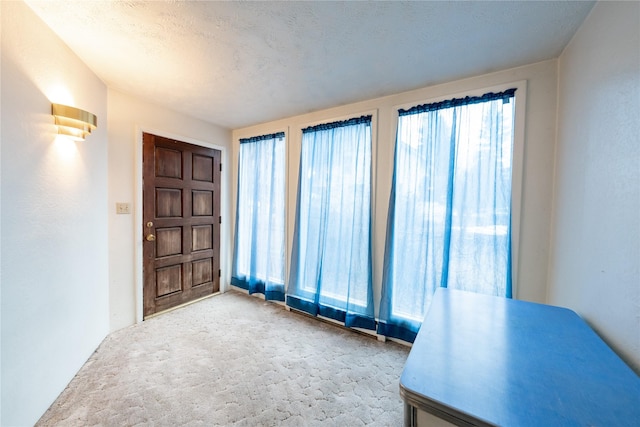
[549,1,640,373]
[0,3,3,423]
[108,89,232,332]
[232,60,559,313]
[0,2,110,425]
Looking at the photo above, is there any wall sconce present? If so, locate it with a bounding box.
[51,103,97,141]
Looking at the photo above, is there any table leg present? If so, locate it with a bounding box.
[404,402,416,427]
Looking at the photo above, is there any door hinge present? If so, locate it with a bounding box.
[220,163,222,172]
[218,269,221,278]
[219,216,221,224]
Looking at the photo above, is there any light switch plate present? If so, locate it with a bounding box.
[116,202,131,214]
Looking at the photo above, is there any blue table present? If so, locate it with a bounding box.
[400,288,640,426]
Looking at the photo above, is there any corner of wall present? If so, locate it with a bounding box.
[0,3,3,423]
[545,57,562,305]
[548,1,640,372]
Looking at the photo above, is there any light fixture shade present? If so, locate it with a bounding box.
[52,103,97,141]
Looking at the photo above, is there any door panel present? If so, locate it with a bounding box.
[192,190,213,216]
[143,133,221,317]
[192,154,213,181]
[156,227,182,257]
[156,265,183,296]
[156,147,183,178]
[192,225,212,251]
[192,258,213,286]
[156,188,182,217]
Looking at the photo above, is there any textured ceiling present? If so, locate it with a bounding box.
[26,1,595,129]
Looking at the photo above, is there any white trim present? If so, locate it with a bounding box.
[134,125,229,324]
[510,81,527,299]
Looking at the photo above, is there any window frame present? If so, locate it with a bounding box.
[292,110,379,306]
[389,81,527,299]
[286,111,378,328]
[231,128,289,296]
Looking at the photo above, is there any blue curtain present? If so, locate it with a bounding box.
[378,90,516,342]
[287,116,376,330]
[231,132,286,301]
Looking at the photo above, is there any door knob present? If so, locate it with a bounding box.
[146,234,156,242]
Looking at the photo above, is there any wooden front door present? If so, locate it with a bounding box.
[143,133,221,317]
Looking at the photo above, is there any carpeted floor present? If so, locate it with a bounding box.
[36,290,410,426]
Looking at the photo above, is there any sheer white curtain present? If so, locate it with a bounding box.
[231,132,286,301]
[378,90,516,342]
[287,116,375,329]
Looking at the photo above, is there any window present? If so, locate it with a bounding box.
[231,132,286,301]
[287,116,375,329]
[378,89,516,342]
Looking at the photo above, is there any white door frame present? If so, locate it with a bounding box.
[134,126,229,323]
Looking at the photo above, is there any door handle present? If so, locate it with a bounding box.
[146,234,156,242]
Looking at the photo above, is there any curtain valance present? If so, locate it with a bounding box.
[240,132,285,144]
[399,89,516,116]
[301,115,372,133]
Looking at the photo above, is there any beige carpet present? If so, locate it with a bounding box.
[36,290,410,426]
